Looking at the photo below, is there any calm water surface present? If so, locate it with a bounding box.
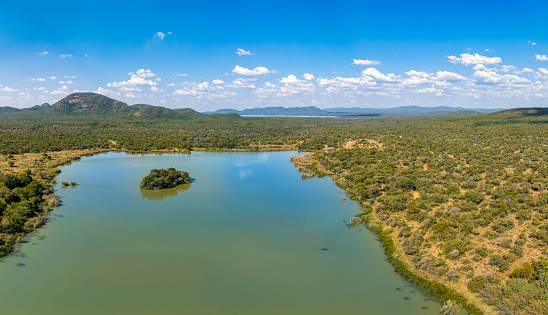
[0,152,442,314]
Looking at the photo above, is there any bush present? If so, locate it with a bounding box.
[468,276,489,292]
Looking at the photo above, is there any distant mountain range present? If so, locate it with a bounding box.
[0,93,533,119]
[205,105,501,117]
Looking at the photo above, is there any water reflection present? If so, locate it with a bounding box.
[139,183,191,201]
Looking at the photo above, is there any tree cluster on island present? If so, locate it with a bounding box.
[140,168,191,190]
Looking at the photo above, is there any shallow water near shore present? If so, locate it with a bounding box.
[0,151,443,314]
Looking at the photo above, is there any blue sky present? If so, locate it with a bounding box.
[1,0,547,110]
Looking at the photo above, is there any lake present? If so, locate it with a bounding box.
[0,152,441,314]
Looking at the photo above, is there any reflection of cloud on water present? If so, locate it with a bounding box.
[239,170,252,179]
[234,153,270,167]
[140,184,191,201]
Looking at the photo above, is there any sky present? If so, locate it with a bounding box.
[1,0,547,110]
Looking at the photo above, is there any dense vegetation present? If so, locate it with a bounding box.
[140,168,191,190]
[0,172,58,258]
[293,109,548,314]
[4,93,548,313]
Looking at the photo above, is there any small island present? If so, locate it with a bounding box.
[140,168,191,190]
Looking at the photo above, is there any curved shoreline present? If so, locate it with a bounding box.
[3,148,478,313]
[291,153,486,314]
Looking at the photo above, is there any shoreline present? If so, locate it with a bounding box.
[0,146,307,259]
[1,147,476,313]
[291,153,486,314]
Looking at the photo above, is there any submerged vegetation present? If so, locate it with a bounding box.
[140,168,191,190]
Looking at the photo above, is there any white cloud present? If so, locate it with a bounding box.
[213,79,225,85]
[416,87,444,96]
[474,70,531,85]
[434,71,466,81]
[405,70,430,78]
[1,86,18,92]
[280,75,304,84]
[95,87,120,96]
[34,87,46,91]
[29,78,46,82]
[353,59,381,66]
[65,75,76,79]
[119,87,143,92]
[37,51,49,56]
[108,69,158,87]
[402,76,430,86]
[361,67,400,82]
[528,41,537,46]
[535,54,548,61]
[50,85,69,95]
[539,68,548,75]
[236,48,253,56]
[49,76,57,80]
[175,73,188,77]
[174,89,197,96]
[517,68,534,74]
[150,86,162,92]
[255,82,315,98]
[232,65,271,76]
[59,54,72,58]
[303,73,314,81]
[448,53,502,65]
[132,69,155,78]
[154,32,167,40]
[228,78,257,89]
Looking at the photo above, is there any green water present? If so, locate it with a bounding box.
[0,152,442,314]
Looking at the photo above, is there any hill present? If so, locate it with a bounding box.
[47,93,132,115]
[0,106,21,114]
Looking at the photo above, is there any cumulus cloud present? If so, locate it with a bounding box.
[405,70,430,78]
[59,54,72,58]
[434,71,466,81]
[154,32,168,40]
[353,59,381,66]
[361,67,400,82]
[303,73,314,81]
[228,78,257,89]
[50,85,69,95]
[49,76,57,80]
[232,65,271,76]
[236,48,253,56]
[528,41,537,46]
[416,87,444,96]
[65,75,76,79]
[448,53,502,65]
[37,51,49,56]
[1,86,18,92]
[175,73,188,77]
[474,70,530,85]
[255,82,315,98]
[535,54,548,61]
[212,79,225,85]
[29,78,46,82]
[95,87,120,96]
[280,75,304,84]
[107,69,158,87]
[539,68,548,75]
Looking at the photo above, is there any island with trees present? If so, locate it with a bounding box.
[140,168,191,190]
